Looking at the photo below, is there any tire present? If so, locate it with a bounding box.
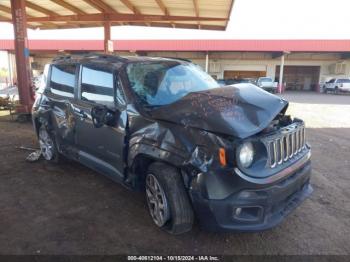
[38,126,60,163]
[334,87,339,95]
[146,162,194,234]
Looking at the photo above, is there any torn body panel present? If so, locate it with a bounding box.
[149,84,288,139]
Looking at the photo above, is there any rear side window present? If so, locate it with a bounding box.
[81,65,114,105]
[37,64,50,94]
[337,79,350,83]
[50,64,77,98]
[259,77,273,82]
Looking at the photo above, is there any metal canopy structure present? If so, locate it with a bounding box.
[0,0,234,30]
[1,0,234,115]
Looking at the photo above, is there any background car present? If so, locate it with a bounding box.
[217,78,257,86]
[323,78,350,94]
[256,77,278,93]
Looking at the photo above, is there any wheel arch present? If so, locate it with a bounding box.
[128,143,189,190]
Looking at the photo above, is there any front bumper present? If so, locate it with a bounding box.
[189,156,312,232]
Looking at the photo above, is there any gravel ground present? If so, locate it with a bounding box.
[0,92,349,255]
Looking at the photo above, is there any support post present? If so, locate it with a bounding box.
[7,51,13,87]
[104,21,112,54]
[278,54,285,93]
[10,0,33,113]
[205,51,209,73]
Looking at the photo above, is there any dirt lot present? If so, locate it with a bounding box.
[0,92,349,255]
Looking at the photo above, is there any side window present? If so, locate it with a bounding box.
[50,64,77,98]
[81,65,114,105]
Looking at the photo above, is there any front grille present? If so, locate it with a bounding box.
[263,123,306,168]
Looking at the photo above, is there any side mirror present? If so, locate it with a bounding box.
[91,105,115,128]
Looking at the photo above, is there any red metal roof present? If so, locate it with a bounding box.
[1,39,350,52]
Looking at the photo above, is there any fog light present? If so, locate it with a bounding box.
[233,206,263,221]
[234,207,242,216]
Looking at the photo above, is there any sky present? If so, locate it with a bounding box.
[0,0,350,40]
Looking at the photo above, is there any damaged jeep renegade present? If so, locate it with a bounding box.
[32,54,312,234]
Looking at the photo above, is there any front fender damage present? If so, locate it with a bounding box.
[127,119,232,188]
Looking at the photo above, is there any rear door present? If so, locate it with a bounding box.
[73,63,127,181]
[46,62,79,151]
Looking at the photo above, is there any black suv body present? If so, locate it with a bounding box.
[32,54,312,234]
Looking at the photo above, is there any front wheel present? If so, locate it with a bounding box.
[334,87,339,94]
[146,162,194,234]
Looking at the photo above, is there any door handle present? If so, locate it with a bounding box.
[73,107,87,119]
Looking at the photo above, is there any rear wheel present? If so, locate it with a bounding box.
[38,126,60,162]
[146,162,194,234]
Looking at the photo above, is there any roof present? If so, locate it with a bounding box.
[0,0,234,30]
[51,53,182,64]
[1,39,350,52]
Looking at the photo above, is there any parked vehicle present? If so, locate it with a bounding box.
[256,77,278,93]
[217,78,256,86]
[216,79,226,86]
[32,54,312,234]
[323,78,350,93]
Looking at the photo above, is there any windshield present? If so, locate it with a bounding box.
[126,61,219,106]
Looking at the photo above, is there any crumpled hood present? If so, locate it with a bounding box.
[149,84,288,139]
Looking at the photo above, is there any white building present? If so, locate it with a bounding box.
[1,39,350,91]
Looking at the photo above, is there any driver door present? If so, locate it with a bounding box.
[73,63,127,182]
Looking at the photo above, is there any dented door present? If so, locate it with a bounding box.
[47,63,79,149]
[73,64,126,181]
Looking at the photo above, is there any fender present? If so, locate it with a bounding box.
[128,142,186,168]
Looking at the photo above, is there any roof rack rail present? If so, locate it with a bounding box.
[53,52,127,62]
[161,57,193,63]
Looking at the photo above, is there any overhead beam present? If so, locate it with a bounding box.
[50,0,87,15]
[0,14,9,20]
[119,0,151,26]
[82,0,125,25]
[82,0,117,13]
[155,0,168,15]
[14,13,227,23]
[192,0,200,29]
[0,4,11,13]
[120,0,140,14]
[224,0,234,30]
[25,1,57,16]
[25,1,80,28]
[154,0,175,28]
[0,3,42,29]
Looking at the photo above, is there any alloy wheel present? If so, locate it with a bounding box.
[38,128,55,161]
[146,173,170,227]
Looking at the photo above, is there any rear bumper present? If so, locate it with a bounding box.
[189,159,312,232]
[261,86,277,92]
[339,87,350,92]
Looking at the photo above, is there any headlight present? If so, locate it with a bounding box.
[238,142,254,168]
